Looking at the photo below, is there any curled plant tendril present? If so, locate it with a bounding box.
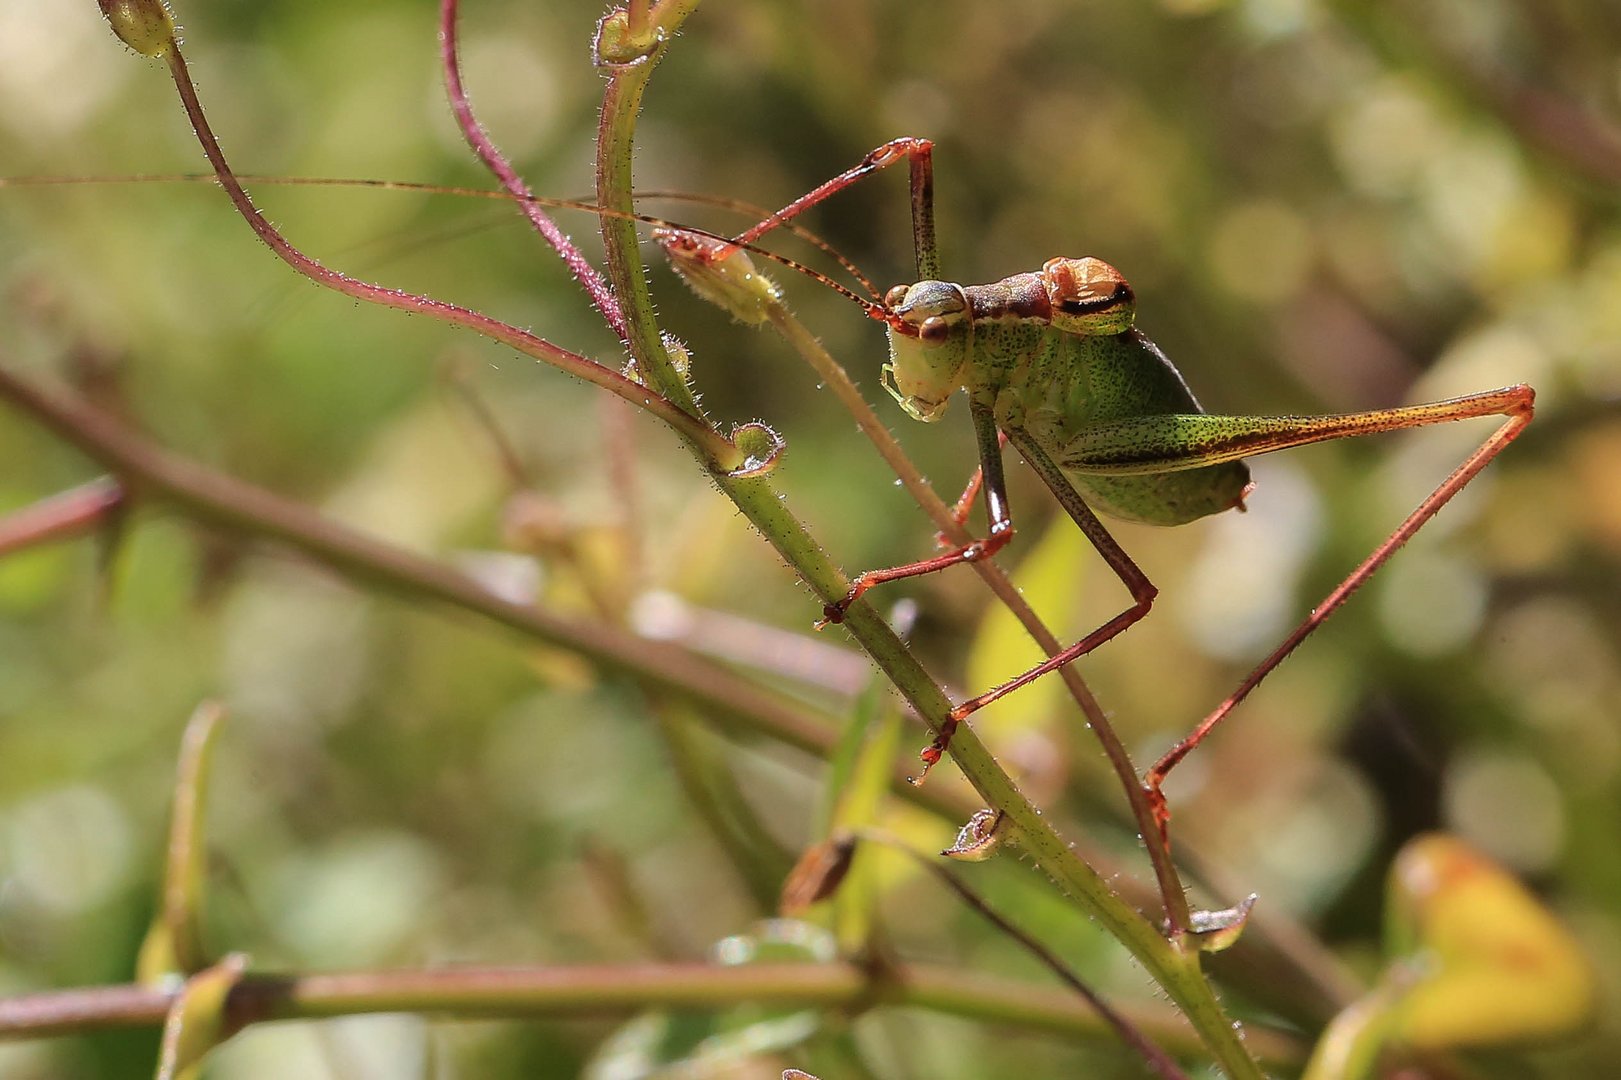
[941,808,1008,862]
[723,422,786,479]
[593,10,666,68]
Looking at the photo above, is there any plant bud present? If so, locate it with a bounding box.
[656,229,782,326]
[98,0,177,58]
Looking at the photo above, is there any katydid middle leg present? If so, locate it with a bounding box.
[896,400,1158,773]
[942,420,1162,724]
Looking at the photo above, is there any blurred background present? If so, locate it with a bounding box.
[0,0,1618,1076]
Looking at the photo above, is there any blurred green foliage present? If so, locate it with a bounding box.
[1,0,1619,1076]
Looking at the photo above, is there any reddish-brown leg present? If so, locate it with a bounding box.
[728,137,941,280]
[818,525,1014,628]
[1142,388,1535,850]
[906,416,1161,780]
[945,424,1161,722]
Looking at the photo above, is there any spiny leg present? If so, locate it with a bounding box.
[1069,387,1538,844]
[1141,387,1530,843]
[943,423,1161,726]
[729,137,940,280]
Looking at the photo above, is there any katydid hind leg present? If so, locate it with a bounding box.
[1142,386,1534,845]
[1055,387,1533,478]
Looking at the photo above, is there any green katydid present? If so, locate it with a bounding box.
[662,137,1534,827]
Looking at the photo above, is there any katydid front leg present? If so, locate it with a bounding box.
[895,399,1020,772]
[817,430,1010,611]
[939,433,1008,543]
[818,399,1017,629]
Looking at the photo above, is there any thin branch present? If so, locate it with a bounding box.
[0,964,1304,1068]
[0,477,123,557]
[439,0,630,346]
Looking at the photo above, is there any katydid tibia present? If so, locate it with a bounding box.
[664,137,1534,823]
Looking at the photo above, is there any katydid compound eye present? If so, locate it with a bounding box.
[920,315,951,342]
[885,284,910,308]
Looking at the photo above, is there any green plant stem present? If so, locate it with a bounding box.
[0,965,1304,1067]
[592,13,702,419]
[591,8,1263,1078]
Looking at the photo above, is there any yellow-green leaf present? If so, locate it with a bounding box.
[1386,833,1597,1049]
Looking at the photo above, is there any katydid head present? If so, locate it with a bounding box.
[881,279,972,422]
[1042,257,1135,336]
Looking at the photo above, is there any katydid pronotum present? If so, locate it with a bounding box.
[663,137,1534,828]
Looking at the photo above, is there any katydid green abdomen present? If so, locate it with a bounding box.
[1020,327,1250,527]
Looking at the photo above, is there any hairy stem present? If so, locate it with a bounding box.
[439,0,629,346]
[590,7,1263,1078]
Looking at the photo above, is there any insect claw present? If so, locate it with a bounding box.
[1142,782,1174,851]
[909,741,943,785]
[941,809,1008,861]
[909,715,960,785]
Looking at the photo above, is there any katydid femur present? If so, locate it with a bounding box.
[668,137,1533,827]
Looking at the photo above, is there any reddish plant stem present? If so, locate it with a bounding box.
[0,477,123,557]
[153,45,733,466]
[439,0,630,347]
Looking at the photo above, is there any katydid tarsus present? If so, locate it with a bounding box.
[665,137,1534,830]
